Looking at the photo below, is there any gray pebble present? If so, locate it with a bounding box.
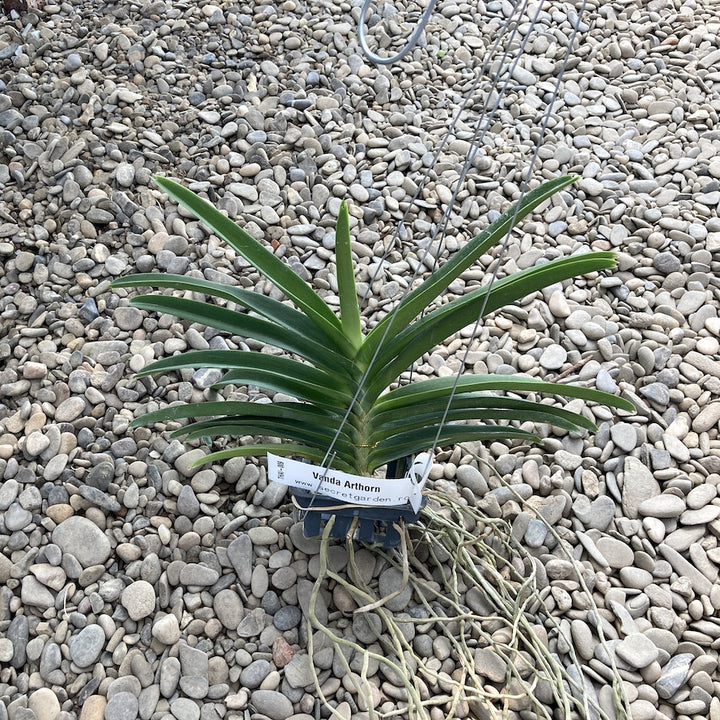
[656,653,694,699]
[621,457,660,519]
[107,676,142,698]
[4,502,32,532]
[240,659,272,689]
[596,368,618,393]
[248,690,293,720]
[121,580,156,621]
[573,495,615,531]
[615,632,658,669]
[352,611,383,644]
[273,605,302,631]
[52,517,112,568]
[104,692,139,720]
[65,53,82,71]
[539,343,567,370]
[524,518,548,547]
[639,382,670,405]
[213,589,244,630]
[153,614,181,645]
[169,697,200,720]
[177,485,200,518]
[179,564,219,587]
[79,485,121,512]
[115,163,136,188]
[227,534,253,586]
[114,306,143,331]
[637,495,685,518]
[175,449,206,478]
[610,422,636,452]
[284,653,315,689]
[160,657,181,698]
[377,567,412,611]
[69,625,105,667]
[86,463,116,492]
[653,251,681,274]
[7,616,28,669]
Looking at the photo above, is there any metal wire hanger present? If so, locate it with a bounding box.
[357,0,438,65]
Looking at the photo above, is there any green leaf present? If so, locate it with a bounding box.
[368,425,539,471]
[360,175,578,364]
[373,374,636,414]
[130,400,343,427]
[365,252,617,397]
[130,294,357,377]
[370,393,596,428]
[195,443,356,473]
[369,395,598,442]
[153,176,343,333]
[175,418,357,459]
[110,273,355,356]
[134,350,354,407]
[335,201,363,351]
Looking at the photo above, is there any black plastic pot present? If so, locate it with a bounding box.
[291,457,426,547]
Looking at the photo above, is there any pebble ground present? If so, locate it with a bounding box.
[1,0,720,719]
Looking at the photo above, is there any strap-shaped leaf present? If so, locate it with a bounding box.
[134,350,354,407]
[373,375,636,414]
[364,252,617,397]
[175,419,357,457]
[130,400,343,427]
[130,294,356,377]
[173,411,357,445]
[111,273,354,356]
[335,201,363,351]
[195,443,356,473]
[368,425,539,471]
[359,175,578,364]
[154,176,342,332]
[369,393,597,429]
[369,402,597,443]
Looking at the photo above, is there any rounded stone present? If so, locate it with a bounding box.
[539,344,567,370]
[248,526,279,546]
[52,517,112,568]
[249,690,294,720]
[213,589,244,629]
[28,687,61,720]
[152,614,180,645]
[69,625,106,668]
[273,605,302,631]
[121,580,157,620]
[169,697,200,720]
[615,632,658,669]
[114,307,144,331]
[240,659,272,689]
[377,567,412,611]
[115,163,136,188]
[54,396,86,422]
[104,692,139,720]
[637,495,685,518]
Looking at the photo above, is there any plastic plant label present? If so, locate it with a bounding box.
[268,452,432,510]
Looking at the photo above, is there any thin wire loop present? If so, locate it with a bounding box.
[306,1,585,514]
[316,0,532,477]
[360,0,531,309]
[427,0,589,461]
[357,0,438,65]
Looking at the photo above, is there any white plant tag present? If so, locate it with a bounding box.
[268,452,432,509]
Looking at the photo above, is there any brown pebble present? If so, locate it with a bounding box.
[45,504,74,524]
[79,696,106,720]
[272,636,295,668]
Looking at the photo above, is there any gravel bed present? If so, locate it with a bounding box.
[1,0,720,719]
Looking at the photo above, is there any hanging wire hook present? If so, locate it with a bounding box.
[357,0,438,65]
